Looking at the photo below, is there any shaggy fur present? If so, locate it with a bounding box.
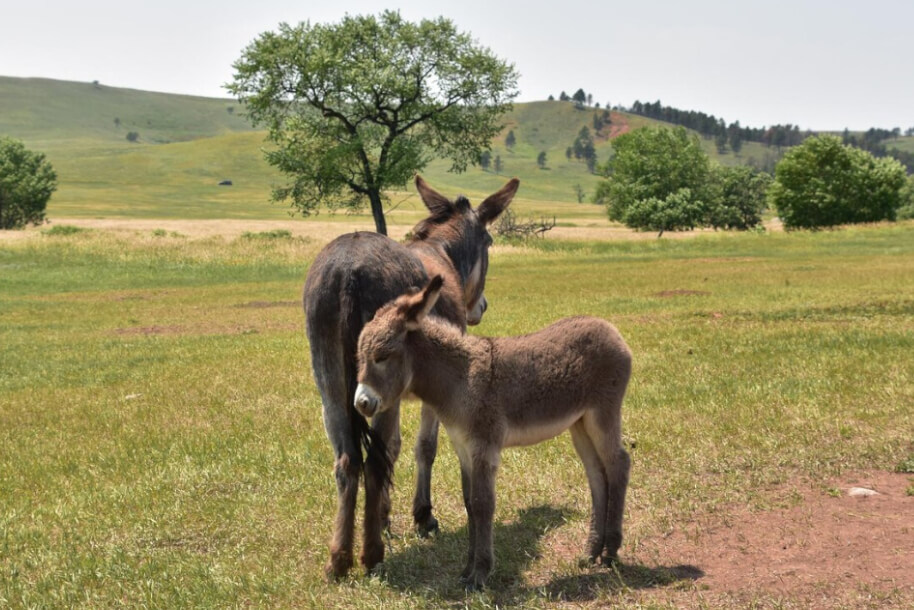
[355,277,633,590]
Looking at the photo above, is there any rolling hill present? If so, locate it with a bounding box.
[0,76,779,221]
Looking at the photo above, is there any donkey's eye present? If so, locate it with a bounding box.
[373,354,389,364]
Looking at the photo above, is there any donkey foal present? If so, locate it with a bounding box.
[355,276,632,590]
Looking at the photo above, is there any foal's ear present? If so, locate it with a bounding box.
[403,275,444,331]
[415,175,452,217]
[477,177,520,225]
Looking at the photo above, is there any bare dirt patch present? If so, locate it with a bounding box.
[632,471,914,607]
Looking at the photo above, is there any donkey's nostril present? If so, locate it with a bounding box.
[354,384,378,416]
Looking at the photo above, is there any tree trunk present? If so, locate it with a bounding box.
[368,189,388,236]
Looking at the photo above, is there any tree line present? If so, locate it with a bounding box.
[627,99,914,173]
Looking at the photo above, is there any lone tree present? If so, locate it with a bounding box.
[770,135,907,229]
[479,150,491,172]
[229,11,519,235]
[536,150,547,169]
[505,129,516,150]
[0,137,58,230]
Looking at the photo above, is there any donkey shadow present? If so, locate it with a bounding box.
[377,504,702,604]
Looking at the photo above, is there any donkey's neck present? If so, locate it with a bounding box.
[409,232,474,284]
[406,319,478,411]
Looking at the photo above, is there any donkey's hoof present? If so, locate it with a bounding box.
[325,553,353,581]
[599,553,621,567]
[415,516,440,538]
[461,574,487,592]
[578,555,599,569]
[360,545,385,573]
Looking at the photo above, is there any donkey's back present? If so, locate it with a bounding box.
[486,316,631,437]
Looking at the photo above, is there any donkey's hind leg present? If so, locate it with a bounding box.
[412,403,441,536]
[570,419,609,562]
[317,375,363,579]
[582,408,630,561]
[362,405,401,572]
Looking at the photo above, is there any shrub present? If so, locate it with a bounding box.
[706,165,772,230]
[43,224,83,236]
[594,127,711,235]
[769,135,907,229]
[898,175,914,220]
[0,137,58,229]
[241,229,293,240]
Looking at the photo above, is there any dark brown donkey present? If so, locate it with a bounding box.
[354,277,632,590]
[304,176,518,578]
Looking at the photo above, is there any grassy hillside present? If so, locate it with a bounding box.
[0,77,782,220]
[0,76,253,146]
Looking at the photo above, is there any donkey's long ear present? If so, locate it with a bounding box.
[403,275,444,331]
[415,175,452,217]
[477,177,520,224]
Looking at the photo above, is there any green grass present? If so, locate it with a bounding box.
[2,223,912,607]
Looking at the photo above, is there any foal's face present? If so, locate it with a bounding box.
[354,277,443,418]
[354,306,411,418]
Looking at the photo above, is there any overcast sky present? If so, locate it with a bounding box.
[1,0,911,131]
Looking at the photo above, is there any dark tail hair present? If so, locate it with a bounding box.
[354,413,394,489]
[342,272,394,489]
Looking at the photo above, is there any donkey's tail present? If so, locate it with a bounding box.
[342,275,394,490]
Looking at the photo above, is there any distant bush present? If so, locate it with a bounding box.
[126,131,140,143]
[898,176,914,220]
[0,137,58,230]
[770,135,907,229]
[150,228,183,237]
[595,127,711,236]
[706,165,772,230]
[241,229,293,240]
[43,224,83,236]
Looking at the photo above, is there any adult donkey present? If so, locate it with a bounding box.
[304,175,518,578]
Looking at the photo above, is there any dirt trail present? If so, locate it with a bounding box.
[1,217,783,243]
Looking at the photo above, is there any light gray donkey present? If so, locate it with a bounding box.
[354,276,632,590]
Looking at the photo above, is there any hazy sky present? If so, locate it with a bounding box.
[1,0,911,131]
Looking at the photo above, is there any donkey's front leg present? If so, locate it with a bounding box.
[452,444,477,582]
[465,451,499,591]
[412,404,440,536]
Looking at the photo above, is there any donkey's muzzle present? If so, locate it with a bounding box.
[354,383,380,417]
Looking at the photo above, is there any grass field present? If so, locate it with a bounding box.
[2,222,912,607]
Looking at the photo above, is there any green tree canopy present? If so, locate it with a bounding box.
[595,127,711,233]
[505,129,516,150]
[0,137,58,230]
[229,11,519,235]
[769,135,908,229]
[706,165,771,230]
[622,188,706,237]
